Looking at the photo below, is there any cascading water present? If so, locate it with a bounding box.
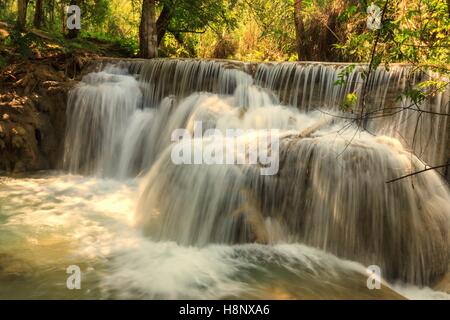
[136,111,449,285]
[3,59,447,298]
[64,66,144,176]
[255,62,450,176]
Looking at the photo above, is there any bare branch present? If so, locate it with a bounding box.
[386,164,450,183]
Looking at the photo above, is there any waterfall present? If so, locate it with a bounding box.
[63,59,450,286]
[130,59,254,107]
[255,63,450,173]
[64,66,143,176]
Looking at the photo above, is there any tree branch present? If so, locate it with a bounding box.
[167,28,206,34]
[386,164,450,183]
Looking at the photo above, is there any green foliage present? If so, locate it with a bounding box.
[161,0,237,34]
[337,0,450,67]
[212,0,297,61]
[341,92,358,111]
[80,31,139,56]
[5,28,42,58]
[1,0,449,66]
[336,0,450,109]
[416,80,448,93]
[334,64,356,85]
[401,88,427,105]
[401,80,449,105]
[0,2,16,23]
[337,4,358,22]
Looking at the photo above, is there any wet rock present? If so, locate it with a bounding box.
[13,161,26,173]
[0,55,77,172]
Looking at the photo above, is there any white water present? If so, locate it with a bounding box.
[254,62,450,174]
[1,60,449,299]
[1,174,448,299]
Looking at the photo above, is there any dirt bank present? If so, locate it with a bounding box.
[0,55,75,173]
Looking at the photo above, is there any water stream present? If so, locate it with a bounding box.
[0,60,449,299]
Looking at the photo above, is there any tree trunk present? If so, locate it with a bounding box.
[140,0,158,58]
[33,0,44,28]
[156,4,172,46]
[49,0,55,26]
[447,0,450,19]
[67,0,79,39]
[61,2,65,33]
[17,0,29,30]
[293,0,307,61]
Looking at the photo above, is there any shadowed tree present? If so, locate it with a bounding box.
[294,0,307,60]
[139,0,158,58]
[156,3,172,46]
[34,0,44,28]
[17,0,29,30]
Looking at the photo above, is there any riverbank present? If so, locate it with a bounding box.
[0,21,133,173]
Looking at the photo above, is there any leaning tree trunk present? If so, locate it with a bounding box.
[139,0,158,59]
[156,4,172,46]
[293,0,308,61]
[33,0,44,28]
[17,0,29,30]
